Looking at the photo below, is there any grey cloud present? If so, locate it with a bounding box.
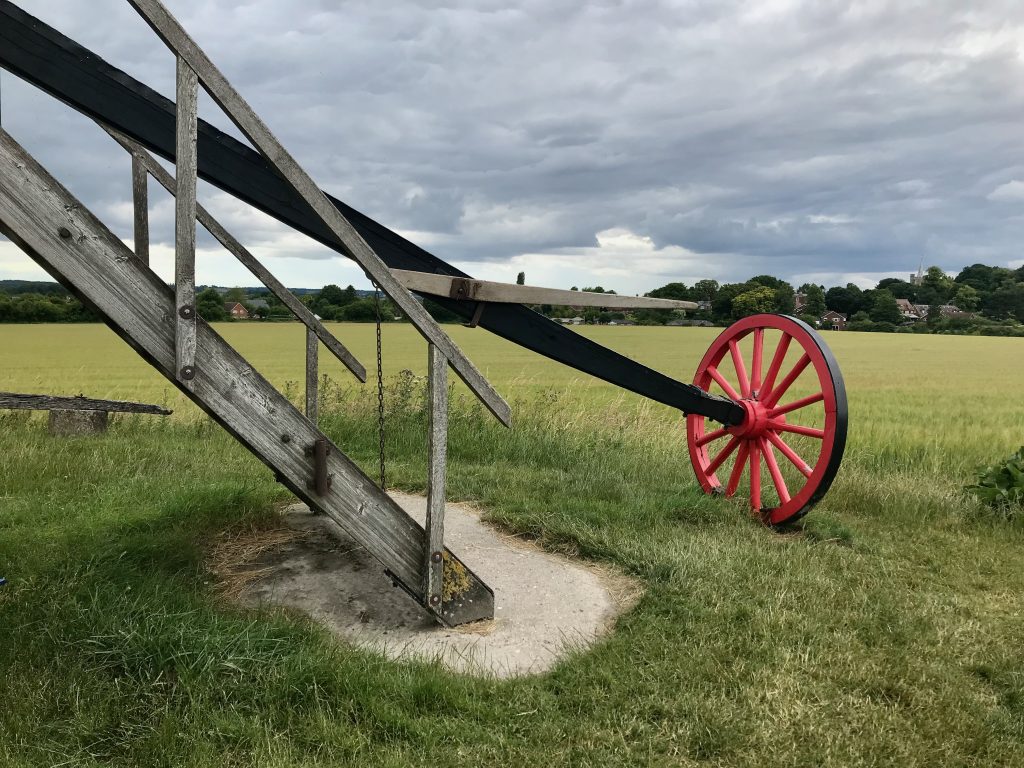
[3,0,1024,291]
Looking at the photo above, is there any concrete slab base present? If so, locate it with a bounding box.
[231,492,641,678]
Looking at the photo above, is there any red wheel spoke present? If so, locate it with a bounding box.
[729,339,750,398]
[767,431,813,477]
[751,328,764,396]
[764,352,811,407]
[771,421,824,439]
[696,427,729,447]
[706,436,740,475]
[707,366,741,401]
[749,440,762,511]
[760,333,792,397]
[761,437,790,504]
[768,391,824,419]
[726,441,750,496]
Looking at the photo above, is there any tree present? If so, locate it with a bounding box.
[692,279,719,301]
[224,286,247,303]
[984,283,1024,321]
[825,283,865,316]
[731,286,777,318]
[922,266,954,303]
[197,287,228,321]
[869,289,901,324]
[516,272,525,285]
[318,284,348,306]
[927,303,943,327]
[773,283,796,314]
[340,299,378,322]
[952,284,980,312]
[955,263,1014,294]
[798,283,826,316]
[647,282,692,301]
[876,278,917,300]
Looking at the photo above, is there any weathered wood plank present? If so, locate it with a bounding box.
[103,127,366,383]
[0,392,171,415]
[131,154,149,264]
[424,344,448,611]
[392,270,699,311]
[0,128,492,626]
[127,0,511,428]
[174,56,198,390]
[305,327,318,425]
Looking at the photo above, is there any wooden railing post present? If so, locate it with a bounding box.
[174,55,198,389]
[305,326,318,424]
[425,343,448,611]
[131,154,149,264]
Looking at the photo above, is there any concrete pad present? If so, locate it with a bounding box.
[232,492,641,678]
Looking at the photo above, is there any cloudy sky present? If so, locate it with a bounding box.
[2,0,1024,294]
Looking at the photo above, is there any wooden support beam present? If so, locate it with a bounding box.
[305,327,318,424]
[131,153,149,264]
[0,128,491,626]
[391,270,699,310]
[127,0,511,428]
[174,56,198,389]
[0,392,171,415]
[103,126,366,383]
[424,344,448,612]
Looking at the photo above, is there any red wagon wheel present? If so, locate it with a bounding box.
[686,314,847,526]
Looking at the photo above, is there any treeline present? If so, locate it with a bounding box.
[0,291,98,322]
[196,285,401,323]
[602,262,1024,335]
[4,263,1024,335]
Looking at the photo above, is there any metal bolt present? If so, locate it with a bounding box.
[431,551,443,564]
[58,227,72,239]
[178,305,195,320]
[179,366,196,381]
[429,595,441,606]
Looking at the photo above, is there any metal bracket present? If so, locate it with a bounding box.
[448,277,480,301]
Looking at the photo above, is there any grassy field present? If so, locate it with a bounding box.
[1,322,1024,766]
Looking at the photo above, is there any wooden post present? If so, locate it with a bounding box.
[425,343,448,611]
[174,55,198,389]
[131,154,149,264]
[305,326,318,424]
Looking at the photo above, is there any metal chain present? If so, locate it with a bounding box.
[373,282,386,490]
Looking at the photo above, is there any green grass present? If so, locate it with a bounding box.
[1,323,1024,766]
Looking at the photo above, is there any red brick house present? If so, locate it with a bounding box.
[820,310,847,330]
[224,302,249,320]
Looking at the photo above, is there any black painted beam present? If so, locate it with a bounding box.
[0,1,743,425]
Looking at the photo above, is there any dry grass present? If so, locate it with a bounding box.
[206,524,308,600]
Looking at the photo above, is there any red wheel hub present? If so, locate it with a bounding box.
[686,314,847,526]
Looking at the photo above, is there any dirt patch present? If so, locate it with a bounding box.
[210,492,642,678]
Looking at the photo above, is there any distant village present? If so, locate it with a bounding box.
[2,261,1022,336]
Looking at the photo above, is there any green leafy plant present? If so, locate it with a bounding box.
[966,446,1024,513]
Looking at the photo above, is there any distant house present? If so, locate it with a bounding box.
[935,304,972,319]
[696,300,713,312]
[794,292,807,313]
[912,303,971,320]
[820,310,847,331]
[224,302,249,320]
[246,298,269,319]
[895,298,920,320]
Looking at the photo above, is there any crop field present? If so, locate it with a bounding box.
[2,322,1024,766]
